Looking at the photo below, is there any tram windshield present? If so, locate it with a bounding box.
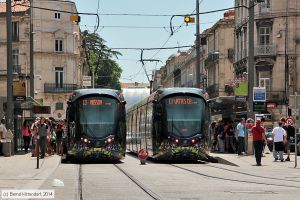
[162,96,206,138]
[78,96,118,138]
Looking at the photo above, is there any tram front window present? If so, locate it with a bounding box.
[163,96,205,138]
[78,97,117,138]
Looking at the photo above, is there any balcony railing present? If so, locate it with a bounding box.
[13,65,21,74]
[255,45,276,56]
[206,84,219,99]
[204,53,219,66]
[266,91,285,103]
[44,83,78,93]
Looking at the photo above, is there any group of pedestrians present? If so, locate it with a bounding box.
[212,117,296,166]
[22,117,66,159]
[212,118,247,155]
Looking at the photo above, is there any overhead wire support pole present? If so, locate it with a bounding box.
[195,0,201,88]
[248,0,255,119]
[6,0,14,131]
[30,0,34,102]
[284,0,289,113]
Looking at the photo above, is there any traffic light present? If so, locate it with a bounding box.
[184,15,195,24]
[70,15,81,23]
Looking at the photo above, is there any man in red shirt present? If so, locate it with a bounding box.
[252,119,267,166]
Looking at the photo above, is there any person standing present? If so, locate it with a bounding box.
[272,121,287,162]
[0,118,7,139]
[55,124,63,156]
[31,121,38,157]
[36,117,48,159]
[225,121,235,153]
[252,119,267,166]
[22,121,31,153]
[236,118,246,155]
[216,120,225,153]
[280,118,295,161]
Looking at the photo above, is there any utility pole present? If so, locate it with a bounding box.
[30,0,34,100]
[195,0,201,88]
[248,0,255,119]
[284,0,289,114]
[6,0,14,130]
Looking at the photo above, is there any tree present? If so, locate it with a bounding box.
[83,31,122,90]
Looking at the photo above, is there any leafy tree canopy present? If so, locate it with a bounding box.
[83,30,122,90]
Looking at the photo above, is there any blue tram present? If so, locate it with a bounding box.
[126,88,210,161]
[62,89,126,162]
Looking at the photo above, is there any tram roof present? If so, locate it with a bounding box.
[155,87,206,101]
[70,88,123,102]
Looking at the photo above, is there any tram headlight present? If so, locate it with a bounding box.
[107,136,114,143]
[83,138,88,143]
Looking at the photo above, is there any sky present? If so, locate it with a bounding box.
[73,0,234,83]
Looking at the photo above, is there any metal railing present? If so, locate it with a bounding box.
[13,65,21,74]
[266,91,285,103]
[204,53,219,66]
[255,45,276,56]
[44,83,78,93]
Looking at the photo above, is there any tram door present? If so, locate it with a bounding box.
[139,106,147,151]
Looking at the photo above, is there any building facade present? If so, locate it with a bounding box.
[0,0,84,119]
[234,0,300,121]
[203,11,237,120]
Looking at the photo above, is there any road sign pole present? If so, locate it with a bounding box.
[36,135,39,169]
[295,92,297,168]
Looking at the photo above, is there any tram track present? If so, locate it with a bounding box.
[130,153,300,189]
[207,164,300,183]
[114,164,161,200]
[170,164,300,189]
[76,164,83,200]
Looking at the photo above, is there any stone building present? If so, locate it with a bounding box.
[234,0,300,121]
[203,10,237,120]
[0,0,84,120]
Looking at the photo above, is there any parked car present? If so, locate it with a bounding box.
[289,133,300,156]
[265,131,273,152]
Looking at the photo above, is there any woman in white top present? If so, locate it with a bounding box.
[272,121,287,162]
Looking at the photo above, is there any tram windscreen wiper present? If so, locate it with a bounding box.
[82,114,97,138]
[171,117,183,137]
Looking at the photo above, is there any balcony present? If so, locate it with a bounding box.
[204,53,219,67]
[206,84,219,99]
[44,83,78,93]
[13,65,22,74]
[255,45,276,56]
[227,48,234,62]
[266,91,285,104]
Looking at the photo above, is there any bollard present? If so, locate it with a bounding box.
[140,159,146,165]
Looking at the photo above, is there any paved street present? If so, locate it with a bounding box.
[1,152,300,200]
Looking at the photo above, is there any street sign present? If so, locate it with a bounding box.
[138,149,148,160]
[82,76,92,87]
[253,87,266,102]
[33,106,51,114]
[13,81,26,101]
[286,117,295,125]
[267,102,277,109]
[253,102,266,112]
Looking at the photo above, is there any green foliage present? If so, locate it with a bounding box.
[83,30,122,90]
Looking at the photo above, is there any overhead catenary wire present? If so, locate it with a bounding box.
[17,2,100,32]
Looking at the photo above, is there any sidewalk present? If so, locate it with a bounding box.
[0,153,61,191]
[210,151,300,169]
